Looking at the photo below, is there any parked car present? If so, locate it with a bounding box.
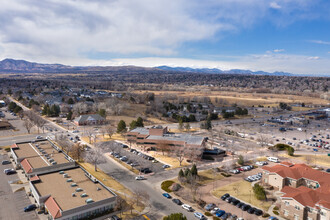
[221,193,230,200]
[326,168,330,173]
[221,213,229,220]
[204,203,216,211]
[215,210,225,217]
[162,193,172,199]
[111,215,122,220]
[1,160,11,165]
[135,176,146,180]
[4,168,16,175]
[36,136,43,139]
[172,198,182,205]
[163,164,170,169]
[194,212,206,219]
[236,202,244,208]
[182,204,193,212]
[230,169,240,174]
[225,196,233,203]
[211,207,220,214]
[254,209,263,216]
[241,204,251,211]
[24,204,37,212]
[247,207,256,214]
[231,198,240,206]
[140,168,152,174]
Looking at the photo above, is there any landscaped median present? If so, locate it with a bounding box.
[280,153,330,167]
[211,180,272,211]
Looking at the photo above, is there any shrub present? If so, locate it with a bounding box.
[213,217,220,220]
[4,147,11,152]
[273,206,279,210]
[205,212,212,217]
[170,183,181,192]
[262,213,270,218]
[253,183,266,200]
[237,155,244,165]
[221,173,231,177]
[161,180,174,193]
[163,213,187,220]
[273,210,279,215]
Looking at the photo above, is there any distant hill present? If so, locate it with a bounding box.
[0,58,158,74]
[156,65,294,76]
[0,58,324,76]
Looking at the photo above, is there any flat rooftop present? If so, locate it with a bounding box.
[33,167,114,211]
[14,141,69,169]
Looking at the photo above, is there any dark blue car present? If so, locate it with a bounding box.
[162,193,172,199]
[24,204,37,212]
[215,210,225,217]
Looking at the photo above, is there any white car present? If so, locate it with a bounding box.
[182,204,193,212]
[211,207,220,214]
[135,176,146,180]
[194,212,206,219]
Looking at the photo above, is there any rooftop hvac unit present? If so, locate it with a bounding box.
[85,198,94,204]
[63,173,69,178]
[80,193,88,197]
[59,171,64,174]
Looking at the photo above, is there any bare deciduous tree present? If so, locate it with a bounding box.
[84,128,94,144]
[84,146,106,171]
[173,147,186,166]
[23,119,34,134]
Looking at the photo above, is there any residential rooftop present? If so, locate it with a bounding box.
[33,167,115,211]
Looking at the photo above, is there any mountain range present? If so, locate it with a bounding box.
[0,58,314,76]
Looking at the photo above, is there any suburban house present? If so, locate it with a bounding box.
[262,162,330,220]
[74,114,106,126]
[126,125,206,151]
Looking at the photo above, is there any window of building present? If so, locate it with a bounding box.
[284,210,289,216]
[285,201,289,206]
[307,217,313,220]
[295,205,300,210]
[294,214,299,220]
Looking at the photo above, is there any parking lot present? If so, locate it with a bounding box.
[108,145,166,174]
[0,153,38,220]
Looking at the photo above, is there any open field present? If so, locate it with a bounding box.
[149,152,190,168]
[280,154,330,167]
[212,180,272,211]
[133,90,328,106]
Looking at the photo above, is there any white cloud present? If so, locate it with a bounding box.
[309,40,330,45]
[273,49,285,52]
[103,53,330,75]
[270,2,282,9]
[307,56,320,60]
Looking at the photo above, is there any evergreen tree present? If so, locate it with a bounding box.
[191,164,198,176]
[136,117,144,127]
[178,118,184,131]
[98,109,106,117]
[129,120,137,130]
[67,111,73,120]
[178,169,184,179]
[117,120,127,133]
[184,168,191,177]
[67,98,74,104]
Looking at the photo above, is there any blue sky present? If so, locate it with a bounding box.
[0,0,330,75]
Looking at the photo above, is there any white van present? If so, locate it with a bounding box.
[267,157,279,163]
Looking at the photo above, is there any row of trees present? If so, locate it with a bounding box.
[117,117,144,133]
[22,111,47,133]
[41,104,61,117]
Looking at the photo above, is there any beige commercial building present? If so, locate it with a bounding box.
[262,162,330,220]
